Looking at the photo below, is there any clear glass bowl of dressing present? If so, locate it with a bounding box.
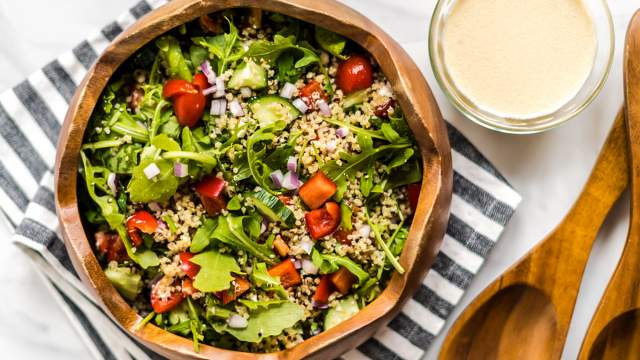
[429,0,614,134]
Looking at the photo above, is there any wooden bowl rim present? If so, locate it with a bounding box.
[55,0,452,358]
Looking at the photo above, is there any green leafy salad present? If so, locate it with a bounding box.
[79,9,422,353]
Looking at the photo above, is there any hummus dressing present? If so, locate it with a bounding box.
[442,0,597,119]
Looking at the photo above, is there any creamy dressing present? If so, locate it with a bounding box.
[442,0,597,119]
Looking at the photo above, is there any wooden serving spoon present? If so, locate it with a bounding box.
[578,10,640,360]
[438,109,629,360]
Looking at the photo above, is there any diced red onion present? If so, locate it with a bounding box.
[292,98,308,113]
[107,172,117,195]
[200,61,216,84]
[336,127,349,138]
[148,201,161,212]
[326,140,337,153]
[260,218,268,234]
[293,259,302,269]
[228,314,248,329]
[359,225,371,238]
[312,300,329,309]
[202,85,217,96]
[287,156,297,173]
[301,258,318,274]
[281,171,300,190]
[143,163,160,179]
[229,99,244,117]
[270,170,284,188]
[156,220,167,232]
[210,99,227,116]
[240,87,252,98]
[299,238,314,254]
[279,82,296,99]
[317,100,331,116]
[174,162,188,178]
[214,77,225,98]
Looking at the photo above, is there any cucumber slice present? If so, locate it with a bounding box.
[248,189,295,228]
[228,60,267,90]
[324,296,360,330]
[249,96,301,126]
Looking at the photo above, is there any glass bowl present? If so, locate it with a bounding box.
[429,0,614,134]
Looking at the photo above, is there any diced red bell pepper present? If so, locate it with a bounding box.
[330,266,357,294]
[95,231,128,262]
[333,229,353,245]
[300,80,329,109]
[217,276,251,305]
[305,202,341,239]
[298,172,337,209]
[195,175,227,216]
[407,183,421,212]
[336,54,374,94]
[126,210,158,247]
[181,278,196,297]
[268,258,302,288]
[179,252,201,279]
[312,275,334,307]
[150,281,184,313]
[162,79,198,98]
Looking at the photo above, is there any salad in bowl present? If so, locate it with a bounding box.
[78,9,422,353]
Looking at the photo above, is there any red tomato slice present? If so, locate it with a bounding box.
[126,210,158,247]
[336,55,374,94]
[192,73,209,91]
[195,175,227,216]
[299,80,328,109]
[305,202,341,240]
[298,171,337,210]
[312,275,334,306]
[330,266,357,294]
[162,79,197,99]
[217,276,251,305]
[179,252,201,279]
[150,282,184,313]
[268,258,302,288]
[406,183,421,213]
[173,91,206,127]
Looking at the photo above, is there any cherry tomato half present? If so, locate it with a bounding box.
[173,91,206,128]
[150,281,184,313]
[298,171,337,210]
[162,79,197,99]
[126,210,158,247]
[192,73,209,91]
[179,252,201,279]
[336,55,373,94]
[406,183,421,213]
[95,231,128,262]
[305,201,341,239]
[268,258,302,288]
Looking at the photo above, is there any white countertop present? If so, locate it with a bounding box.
[0,1,637,359]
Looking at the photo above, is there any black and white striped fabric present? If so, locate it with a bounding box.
[0,1,522,359]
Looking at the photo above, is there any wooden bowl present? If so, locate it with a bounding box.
[55,0,452,358]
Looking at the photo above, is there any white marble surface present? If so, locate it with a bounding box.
[0,1,637,359]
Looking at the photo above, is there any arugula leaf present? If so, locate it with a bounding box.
[360,162,374,197]
[246,34,319,69]
[97,143,143,174]
[156,35,192,81]
[250,262,288,298]
[385,158,421,189]
[213,301,304,342]
[189,45,208,70]
[340,202,352,231]
[263,131,301,170]
[311,249,369,286]
[275,52,304,83]
[190,218,217,253]
[151,133,181,152]
[239,299,288,310]
[211,215,277,264]
[246,121,287,195]
[380,123,406,144]
[386,148,415,171]
[389,109,411,137]
[314,26,347,59]
[192,17,244,74]
[127,153,180,203]
[190,250,240,292]
[323,117,386,140]
[365,207,404,274]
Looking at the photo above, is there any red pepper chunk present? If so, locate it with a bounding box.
[195,175,227,216]
[95,231,128,262]
[179,252,201,279]
[150,281,184,313]
[162,74,208,127]
[299,80,328,109]
[312,275,334,307]
[217,276,251,305]
[330,266,357,295]
[126,210,158,247]
[181,278,196,297]
[406,183,421,213]
[305,202,341,240]
[268,258,302,288]
[298,172,337,210]
[336,55,374,94]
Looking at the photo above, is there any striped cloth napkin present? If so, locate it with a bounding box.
[0,1,522,359]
